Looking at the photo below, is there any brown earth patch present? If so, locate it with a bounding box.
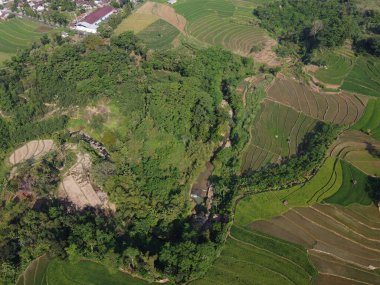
[58,153,114,210]
[136,1,187,34]
[250,38,280,67]
[9,140,55,166]
[267,77,368,125]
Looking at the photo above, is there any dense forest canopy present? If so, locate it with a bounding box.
[254,0,380,58]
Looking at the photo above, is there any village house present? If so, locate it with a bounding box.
[73,5,115,33]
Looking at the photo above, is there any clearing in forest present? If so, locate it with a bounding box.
[58,153,114,210]
[241,99,318,172]
[8,140,55,166]
[267,77,368,125]
[329,130,380,177]
[250,204,380,285]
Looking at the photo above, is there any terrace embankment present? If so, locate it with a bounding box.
[250,204,380,285]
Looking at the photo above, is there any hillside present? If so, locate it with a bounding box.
[0,0,379,284]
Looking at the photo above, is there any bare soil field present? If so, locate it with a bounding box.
[58,153,113,210]
[8,140,55,165]
[329,130,380,176]
[136,1,186,34]
[267,77,368,125]
[250,204,380,284]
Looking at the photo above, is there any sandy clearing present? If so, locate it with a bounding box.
[9,140,55,165]
[250,38,281,67]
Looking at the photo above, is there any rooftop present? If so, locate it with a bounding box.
[82,6,113,24]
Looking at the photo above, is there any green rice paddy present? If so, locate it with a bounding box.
[236,158,342,225]
[16,258,149,285]
[0,18,52,64]
[324,160,372,206]
[191,226,316,285]
[352,99,380,140]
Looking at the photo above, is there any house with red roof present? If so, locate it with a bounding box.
[74,6,115,33]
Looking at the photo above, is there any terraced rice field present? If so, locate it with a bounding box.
[114,13,160,34]
[137,19,180,49]
[250,204,380,285]
[175,0,269,56]
[191,226,316,285]
[16,258,148,285]
[329,129,380,176]
[324,160,372,206]
[8,140,55,165]
[353,99,380,140]
[341,56,380,97]
[0,18,52,63]
[314,49,355,86]
[267,77,368,125]
[241,100,318,172]
[236,158,342,225]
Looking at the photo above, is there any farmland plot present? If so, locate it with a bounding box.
[353,98,380,141]
[241,100,318,172]
[9,140,55,165]
[329,129,380,176]
[236,158,342,225]
[341,56,380,97]
[250,204,380,285]
[0,19,52,64]
[191,226,316,285]
[174,0,271,58]
[267,77,368,125]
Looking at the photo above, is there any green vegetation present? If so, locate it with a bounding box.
[325,160,372,206]
[137,20,179,49]
[191,226,316,285]
[174,0,268,55]
[235,157,342,225]
[314,49,355,85]
[341,56,380,97]
[16,258,149,285]
[255,0,356,56]
[353,99,380,140]
[0,19,52,64]
[241,100,317,172]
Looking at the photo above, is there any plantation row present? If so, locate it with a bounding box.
[267,78,367,125]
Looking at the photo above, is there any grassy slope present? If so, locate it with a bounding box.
[236,158,342,225]
[352,98,380,140]
[137,19,180,49]
[324,160,372,206]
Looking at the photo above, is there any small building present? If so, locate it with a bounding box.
[167,0,177,4]
[74,6,115,33]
